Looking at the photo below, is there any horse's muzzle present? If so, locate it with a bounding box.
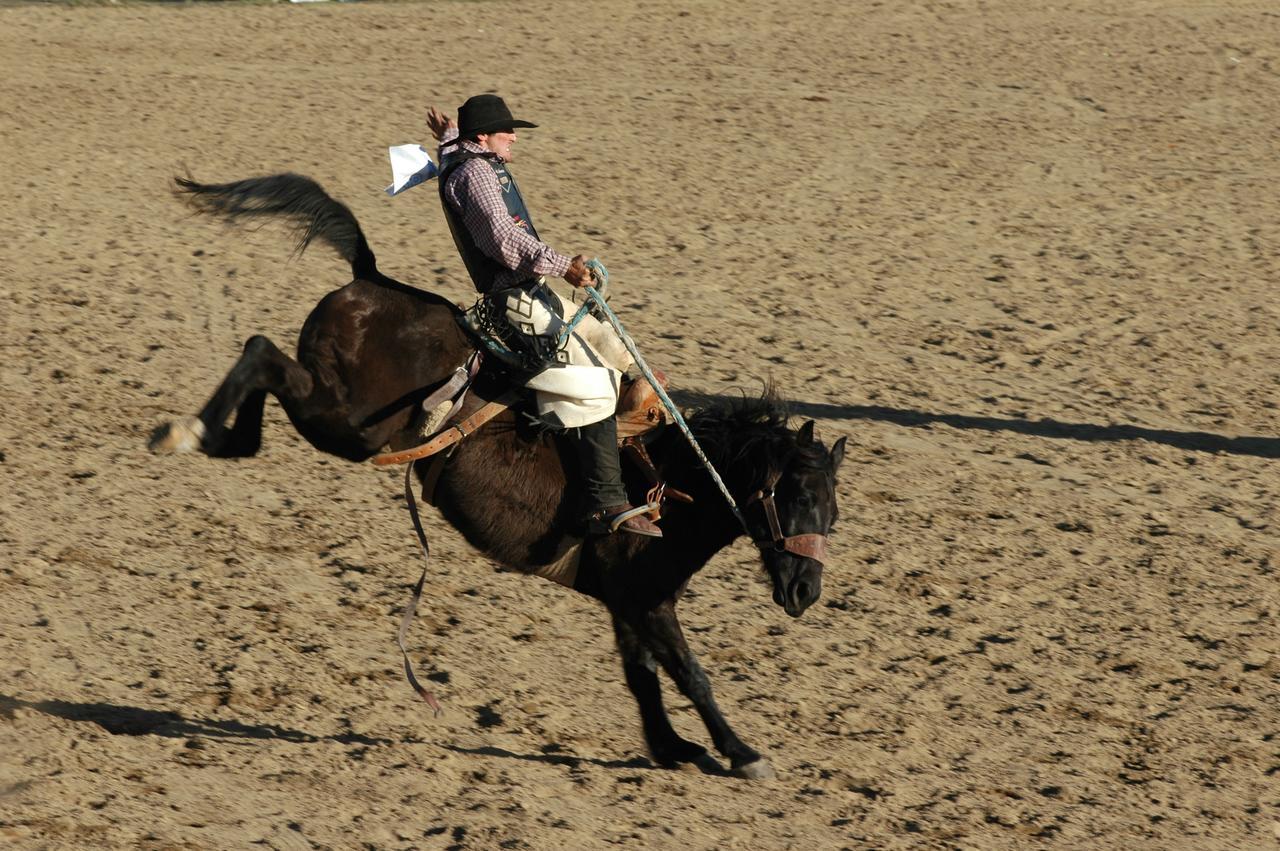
[773,562,822,618]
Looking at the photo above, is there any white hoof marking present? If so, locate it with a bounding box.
[149,416,206,454]
[733,759,776,780]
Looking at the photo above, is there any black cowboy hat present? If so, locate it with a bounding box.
[456,94,537,138]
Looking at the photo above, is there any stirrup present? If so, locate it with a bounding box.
[589,502,662,538]
[607,503,660,534]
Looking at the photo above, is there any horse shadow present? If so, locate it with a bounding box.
[669,391,1280,459]
[0,693,389,746]
[0,694,706,773]
[443,743,728,776]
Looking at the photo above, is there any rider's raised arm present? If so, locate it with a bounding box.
[437,126,460,160]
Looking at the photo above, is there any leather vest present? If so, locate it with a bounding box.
[439,152,541,294]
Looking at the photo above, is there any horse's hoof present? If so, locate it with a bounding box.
[148,417,206,454]
[732,758,776,780]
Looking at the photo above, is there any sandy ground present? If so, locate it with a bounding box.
[1,0,1278,848]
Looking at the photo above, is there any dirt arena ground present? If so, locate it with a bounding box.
[2,1,1277,848]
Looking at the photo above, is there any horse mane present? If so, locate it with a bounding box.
[685,388,827,483]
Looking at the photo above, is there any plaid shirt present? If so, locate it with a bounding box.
[439,130,571,289]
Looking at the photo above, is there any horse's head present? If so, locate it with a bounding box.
[747,420,846,618]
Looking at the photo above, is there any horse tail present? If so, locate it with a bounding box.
[174,173,378,280]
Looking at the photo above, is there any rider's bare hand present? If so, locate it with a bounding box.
[564,255,592,288]
[426,107,456,142]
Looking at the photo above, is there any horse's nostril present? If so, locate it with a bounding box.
[790,576,821,611]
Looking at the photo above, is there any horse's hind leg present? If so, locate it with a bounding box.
[611,614,714,770]
[149,335,314,457]
[218,389,268,457]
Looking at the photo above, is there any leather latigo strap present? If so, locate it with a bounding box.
[621,437,693,504]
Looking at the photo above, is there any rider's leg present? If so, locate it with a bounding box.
[572,417,662,538]
[576,417,627,508]
[500,282,659,537]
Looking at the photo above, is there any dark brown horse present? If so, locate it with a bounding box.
[150,174,845,779]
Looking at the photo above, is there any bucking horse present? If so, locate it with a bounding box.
[149,173,845,779]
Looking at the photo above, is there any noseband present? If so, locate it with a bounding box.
[746,471,828,564]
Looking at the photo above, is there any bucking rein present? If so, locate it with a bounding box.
[377,264,826,714]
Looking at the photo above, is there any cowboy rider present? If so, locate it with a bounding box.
[426,94,662,539]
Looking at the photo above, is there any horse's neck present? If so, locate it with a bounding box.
[653,430,758,558]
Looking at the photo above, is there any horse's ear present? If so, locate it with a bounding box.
[830,436,846,471]
[797,420,816,445]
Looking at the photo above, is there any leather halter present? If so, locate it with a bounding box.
[746,471,828,564]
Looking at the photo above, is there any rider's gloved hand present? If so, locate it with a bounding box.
[564,255,592,288]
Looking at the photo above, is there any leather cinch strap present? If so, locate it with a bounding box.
[372,394,516,466]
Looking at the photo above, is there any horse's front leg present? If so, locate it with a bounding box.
[611,613,716,770]
[634,602,775,779]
